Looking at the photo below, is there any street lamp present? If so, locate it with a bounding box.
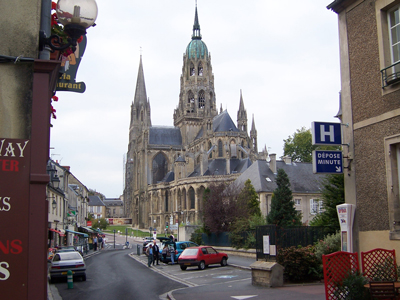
[40,0,98,53]
[52,199,57,211]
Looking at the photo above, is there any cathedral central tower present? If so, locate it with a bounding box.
[173,5,218,145]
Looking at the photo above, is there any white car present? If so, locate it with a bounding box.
[48,251,86,283]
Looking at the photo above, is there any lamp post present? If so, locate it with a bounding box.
[54,220,59,247]
[40,0,98,53]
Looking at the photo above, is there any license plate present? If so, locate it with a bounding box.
[184,263,191,266]
[61,271,75,275]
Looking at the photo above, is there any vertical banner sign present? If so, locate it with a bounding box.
[0,138,30,298]
[56,35,87,93]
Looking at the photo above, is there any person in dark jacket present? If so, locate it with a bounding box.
[152,240,159,265]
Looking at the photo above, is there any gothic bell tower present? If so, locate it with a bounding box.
[173,5,217,145]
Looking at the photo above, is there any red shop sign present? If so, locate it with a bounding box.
[0,138,30,298]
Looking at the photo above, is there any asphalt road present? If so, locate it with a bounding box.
[53,249,186,300]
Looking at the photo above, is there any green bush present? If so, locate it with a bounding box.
[277,245,322,282]
[314,232,341,262]
[334,271,370,300]
[190,228,203,245]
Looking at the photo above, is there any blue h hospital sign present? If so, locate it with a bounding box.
[312,121,342,146]
[312,121,343,174]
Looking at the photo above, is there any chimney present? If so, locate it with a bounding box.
[269,153,277,174]
[283,156,292,164]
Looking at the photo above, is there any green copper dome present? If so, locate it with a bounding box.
[186,39,208,59]
[185,6,208,60]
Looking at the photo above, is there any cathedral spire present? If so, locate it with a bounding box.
[133,55,147,106]
[192,4,201,40]
[250,114,258,153]
[237,90,247,132]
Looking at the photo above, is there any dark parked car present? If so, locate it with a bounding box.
[48,251,86,282]
[178,246,228,270]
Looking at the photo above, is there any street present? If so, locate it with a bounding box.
[50,235,325,300]
[53,249,186,300]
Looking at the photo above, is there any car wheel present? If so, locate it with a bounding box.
[82,274,86,281]
[198,261,206,270]
[221,257,227,267]
[180,265,187,271]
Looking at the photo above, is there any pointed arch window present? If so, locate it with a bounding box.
[209,92,213,109]
[188,91,195,104]
[198,62,203,76]
[165,192,169,212]
[190,62,195,76]
[198,90,205,109]
[189,187,195,209]
[141,110,144,121]
[218,140,223,157]
[152,152,168,184]
[208,141,212,158]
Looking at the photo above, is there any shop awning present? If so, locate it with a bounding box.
[80,226,97,233]
[65,229,88,238]
[49,228,65,236]
[90,227,104,234]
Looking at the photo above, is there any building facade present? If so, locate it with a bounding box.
[124,7,265,231]
[234,155,326,225]
[47,160,90,248]
[328,0,400,257]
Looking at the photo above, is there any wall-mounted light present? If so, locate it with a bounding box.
[52,199,57,210]
[40,0,98,53]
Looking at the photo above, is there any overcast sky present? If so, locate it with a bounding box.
[49,0,341,198]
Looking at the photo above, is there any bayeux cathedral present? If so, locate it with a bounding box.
[123,6,269,231]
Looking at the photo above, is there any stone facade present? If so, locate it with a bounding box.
[328,0,400,257]
[124,7,263,231]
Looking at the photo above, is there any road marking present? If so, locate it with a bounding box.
[128,253,198,287]
[213,275,238,279]
[231,296,257,300]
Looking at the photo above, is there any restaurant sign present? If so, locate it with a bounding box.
[0,138,30,299]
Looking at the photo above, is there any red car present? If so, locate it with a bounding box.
[178,246,228,270]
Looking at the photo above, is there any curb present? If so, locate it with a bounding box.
[128,252,198,288]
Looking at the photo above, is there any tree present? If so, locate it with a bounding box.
[238,179,261,217]
[283,127,340,162]
[267,168,302,226]
[91,217,108,230]
[203,183,243,233]
[309,174,345,234]
[283,127,314,162]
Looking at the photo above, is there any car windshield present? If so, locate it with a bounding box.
[182,249,198,256]
[60,252,82,260]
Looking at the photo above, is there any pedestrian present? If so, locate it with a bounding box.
[152,240,159,265]
[169,245,176,264]
[146,244,153,267]
[162,245,168,263]
[98,235,103,250]
[93,235,98,251]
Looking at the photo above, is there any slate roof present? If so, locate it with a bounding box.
[213,110,239,132]
[194,110,239,141]
[189,158,252,177]
[103,199,123,207]
[88,195,105,206]
[148,126,182,146]
[234,160,325,193]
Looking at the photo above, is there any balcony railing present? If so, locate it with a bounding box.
[381,61,400,88]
